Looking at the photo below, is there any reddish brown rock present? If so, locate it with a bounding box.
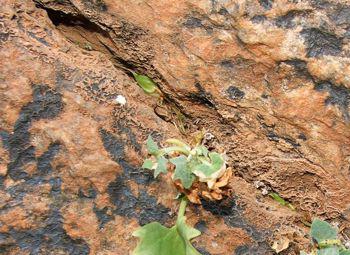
[1,0,350,254]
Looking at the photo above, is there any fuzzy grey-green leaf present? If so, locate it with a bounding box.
[154,156,168,177]
[146,135,159,155]
[170,155,195,189]
[142,159,154,169]
[311,219,337,243]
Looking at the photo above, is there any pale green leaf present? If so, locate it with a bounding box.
[194,152,224,177]
[340,250,350,255]
[317,247,339,255]
[154,156,168,177]
[311,219,337,243]
[133,73,157,94]
[300,252,309,255]
[195,146,208,157]
[146,135,159,155]
[142,159,154,169]
[170,155,195,189]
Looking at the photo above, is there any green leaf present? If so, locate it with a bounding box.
[194,152,224,177]
[269,193,288,206]
[146,135,159,155]
[311,219,337,243]
[132,199,201,255]
[170,155,195,189]
[133,73,157,94]
[340,250,350,255]
[154,156,168,177]
[194,146,208,157]
[317,247,339,255]
[300,252,309,255]
[142,159,154,169]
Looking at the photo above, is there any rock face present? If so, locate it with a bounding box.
[0,0,350,254]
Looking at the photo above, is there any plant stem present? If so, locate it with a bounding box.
[158,146,190,156]
[165,139,191,151]
[178,198,188,219]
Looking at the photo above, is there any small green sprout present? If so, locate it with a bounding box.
[132,198,202,255]
[132,72,160,95]
[301,219,350,255]
[142,135,226,189]
[269,192,295,211]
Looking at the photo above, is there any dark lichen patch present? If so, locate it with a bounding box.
[0,130,10,149]
[194,220,207,233]
[183,17,203,28]
[330,5,350,26]
[8,209,90,255]
[309,0,332,9]
[113,121,142,152]
[279,59,312,78]
[37,142,61,175]
[28,31,50,46]
[251,15,267,24]
[274,10,309,29]
[226,86,245,100]
[100,129,171,225]
[182,16,213,34]
[107,176,170,226]
[235,244,272,255]
[266,130,300,148]
[220,60,235,69]
[78,187,97,199]
[82,0,108,12]
[0,32,10,44]
[187,82,216,108]
[259,0,274,10]
[298,133,307,141]
[301,28,343,57]
[99,129,125,162]
[201,198,272,252]
[315,81,350,121]
[93,206,114,229]
[7,85,63,181]
[218,7,229,16]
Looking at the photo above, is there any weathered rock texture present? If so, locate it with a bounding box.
[0,0,350,254]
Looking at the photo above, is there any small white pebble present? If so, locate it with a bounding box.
[344,241,350,249]
[261,188,269,195]
[115,95,126,105]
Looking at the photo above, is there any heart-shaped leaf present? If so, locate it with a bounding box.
[170,155,195,189]
[146,135,159,155]
[154,156,168,177]
[194,152,224,177]
[311,219,337,243]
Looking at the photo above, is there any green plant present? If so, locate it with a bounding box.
[301,219,350,255]
[132,197,201,255]
[269,192,295,211]
[142,135,226,189]
[132,72,160,95]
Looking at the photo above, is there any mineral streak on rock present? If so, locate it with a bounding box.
[1,0,350,254]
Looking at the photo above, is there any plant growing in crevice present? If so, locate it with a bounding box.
[142,135,227,191]
[132,134,231,255]
[301,219,350,255]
